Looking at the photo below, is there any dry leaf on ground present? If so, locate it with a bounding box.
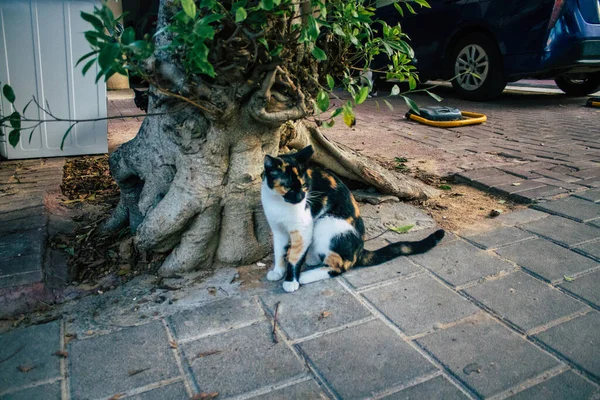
[318,311,332,321]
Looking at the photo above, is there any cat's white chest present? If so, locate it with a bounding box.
[261,181,312,231]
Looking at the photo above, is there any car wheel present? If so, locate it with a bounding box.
[450,33,506,101]
[555,73,600,96]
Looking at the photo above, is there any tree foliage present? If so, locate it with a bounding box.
[1,0,435,147]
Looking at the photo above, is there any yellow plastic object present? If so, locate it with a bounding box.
[407,111,487,127]
[586,97,600,108]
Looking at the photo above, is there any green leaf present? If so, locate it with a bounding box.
[405,2,416,14]
[260,0,274,10]
[307,15,319,41]
[81,58,96,76]
[331,107,343,118]
[342,104,355,127]
[9,111,20,129]
[3,84,15,103]
[121,27,135,45]
[408,75,417,90]
[235,7,247,22]
[60,124,76,151]
[425,90,443,102]
[22,99,33,115]
[414,0,431,8]
[355,86,369,105]
[76,50,98,67]
[332,23,345,38]
[80,11,104,31]
[563,275,575,282]
[389,224,413,234]
[181,0,197,18]
[326,75,335,90]
[311,46,327,61]
[316,90,329,112]
[438,184,452,191]
[269,44,283,56]
[395,157,408,163]
[97,43,120,71]
[383,99,394,111]
[322,119,335,128]
[401,95,420,115]
[390,84,400,96]
[8,129,20,148]
[393,2,404,17]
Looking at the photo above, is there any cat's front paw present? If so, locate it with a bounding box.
[282,280,300,293]
[267,268,285,281]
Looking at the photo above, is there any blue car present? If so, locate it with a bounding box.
[374,0,600,100]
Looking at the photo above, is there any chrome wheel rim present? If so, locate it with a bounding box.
[455,44,489,91]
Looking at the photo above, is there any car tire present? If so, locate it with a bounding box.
[450,33,506,101]
[555,73,600,96]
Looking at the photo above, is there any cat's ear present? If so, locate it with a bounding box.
[294,145,314,164]
[264,154,282,170]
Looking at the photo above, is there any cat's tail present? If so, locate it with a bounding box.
[356,229,445,267]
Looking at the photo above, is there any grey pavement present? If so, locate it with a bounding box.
[1,192,600,399]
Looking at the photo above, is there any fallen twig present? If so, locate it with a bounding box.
[272,301,281,344]
[0,345,24,364]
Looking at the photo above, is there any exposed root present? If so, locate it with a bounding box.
[285,122,440,200]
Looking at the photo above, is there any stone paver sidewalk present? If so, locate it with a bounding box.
[1,192,599,399]
[0,159,62,288]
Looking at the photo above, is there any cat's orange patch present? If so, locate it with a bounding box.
[350,195,360,217]
[324,173,337,189]
[287,230,304,265]
[272,180,287,195]
[306,169,313,179]
[324,252,352,272]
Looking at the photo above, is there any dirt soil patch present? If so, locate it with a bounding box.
[53,156,158,288]
[412,182,525,232]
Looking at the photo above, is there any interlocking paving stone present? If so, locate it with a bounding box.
[495,239,598,284]
[0,321,61,392]
[182,321,305,398]
[0,213,45,236]
[169,297,264,341]
[128,382,188,400]
[534,312,600,380]
[261,280,371,340]
[520,215,600,247]
[510,186,568,203]
[533,196,600,223]
[506,370,600,400]
[382,375,468,400]
[495,208,550,226]
[417,315,561,398]
[299,319,436,399]
[464,227,536,250]
[493,181,548,195]
[250,379,326,399]
[0,228,45,259]
[574,188,600,203]
[0,206,45,223]
[363,274,479,336]
[0,381,62,400]
[464,271,588,332]
[69,321,179,400]
[343,257,421,289]
[575,240,600,261]
[410,240,515,288]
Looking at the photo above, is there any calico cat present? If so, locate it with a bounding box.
[261,145,445,293]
